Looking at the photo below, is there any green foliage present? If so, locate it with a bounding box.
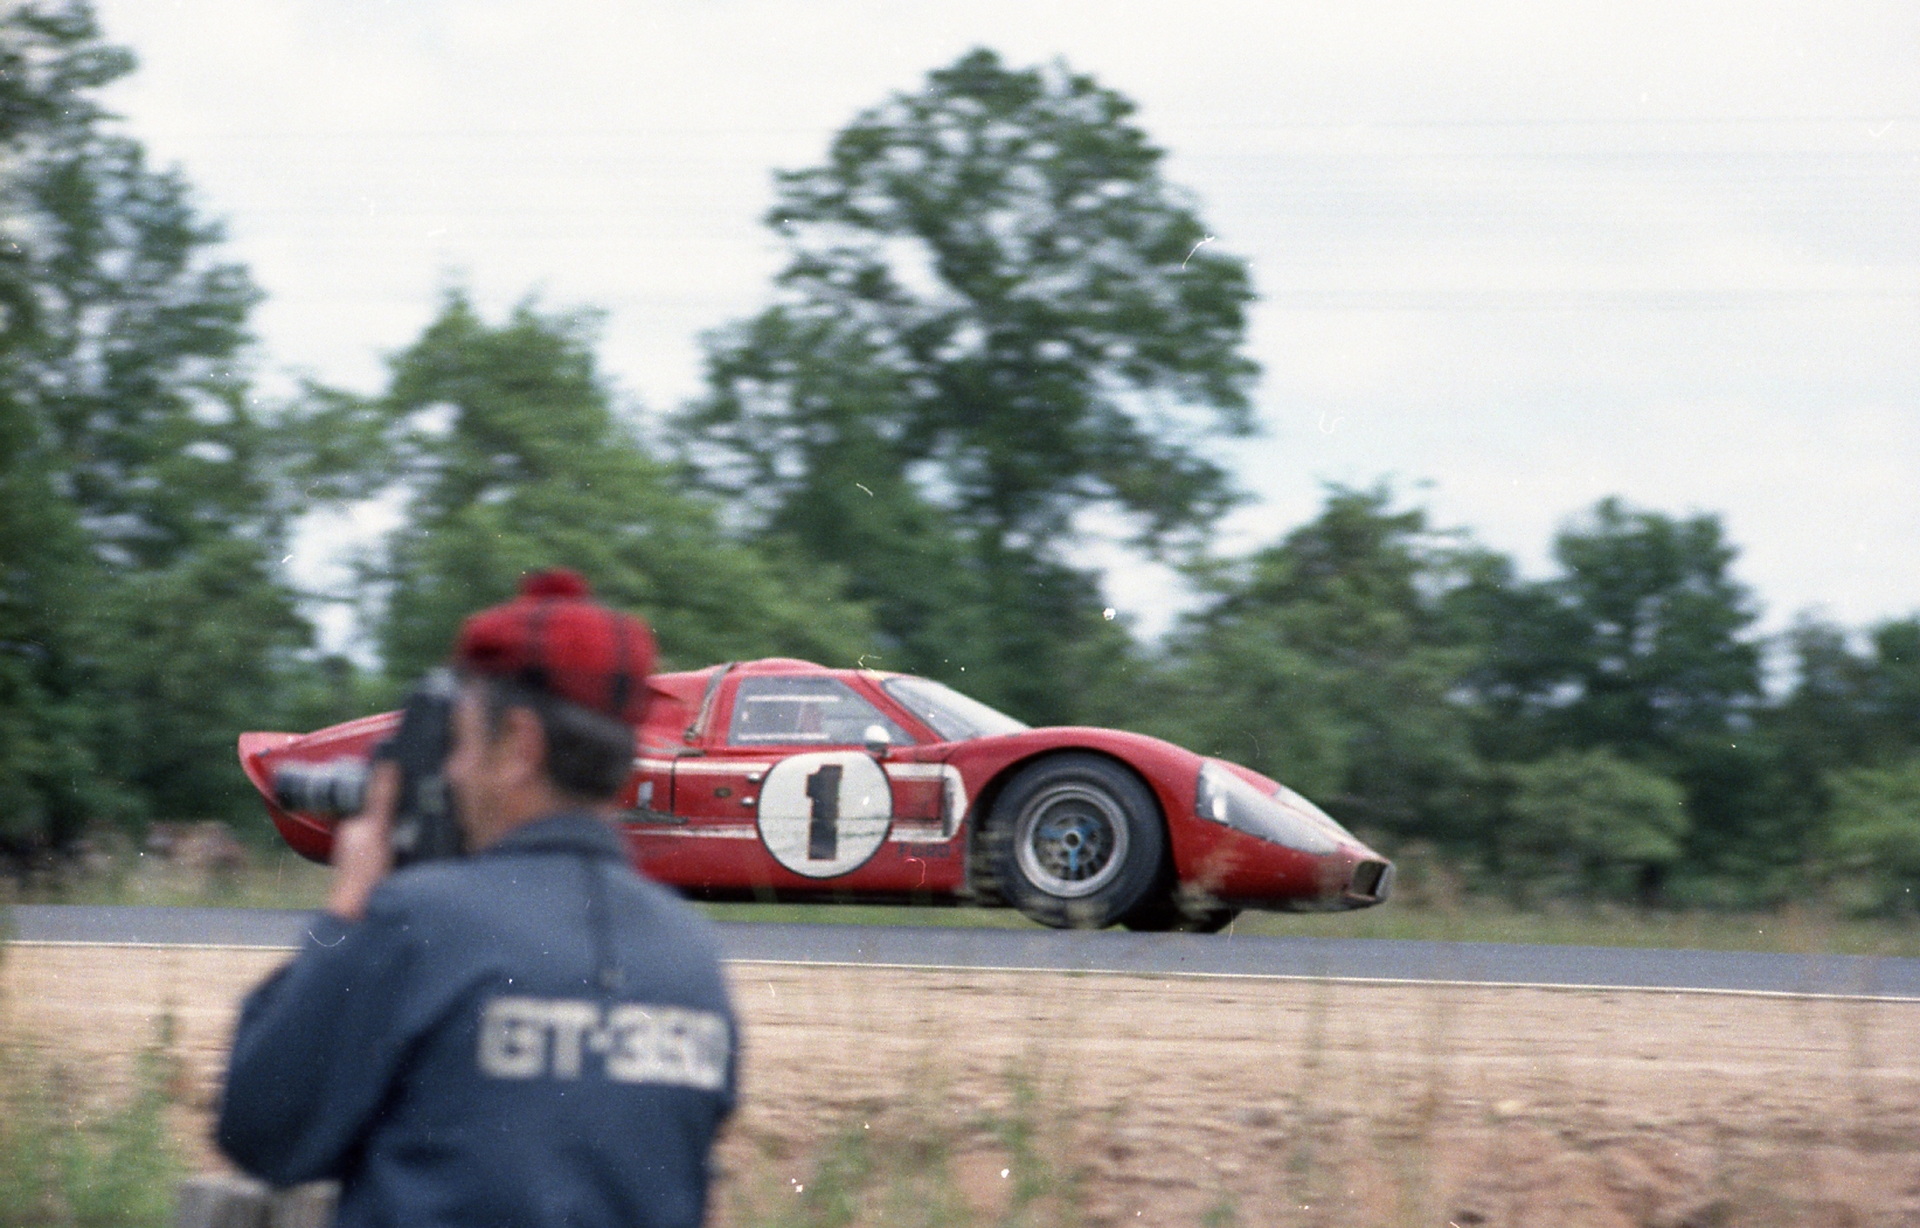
[1771,616,1920,777]
[1500,748,1689,903]
[1524,497,1763,755]
[1825,756,1920,916]
[699,45,1257,548]
[0,2,123,850]
[1448,497,1774,894]
[682,47,1256,720]
[323,293,880,680]
[1148,487,1488,843]
[0,1,312,845]
[960,547,1144,728]
[1754,617,1920,900]
[0,482,109,844]
[79,543,311,820]
[686,311,989,677]
[1451,498,1763,762]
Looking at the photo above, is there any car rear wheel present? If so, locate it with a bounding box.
[986,754,1165,929]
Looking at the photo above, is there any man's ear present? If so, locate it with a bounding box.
[498,704,549,786]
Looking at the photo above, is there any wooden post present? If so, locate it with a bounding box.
[267,1183,337,1228]
[175,1175,337,1228]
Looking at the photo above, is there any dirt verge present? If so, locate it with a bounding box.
[5,943,1918,1226]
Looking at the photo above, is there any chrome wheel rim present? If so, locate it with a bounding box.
[1014,784,1129,898]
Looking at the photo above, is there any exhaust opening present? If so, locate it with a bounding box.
[1349,859,1390,901]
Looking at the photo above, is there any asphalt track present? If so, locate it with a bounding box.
[9,905,1918,999]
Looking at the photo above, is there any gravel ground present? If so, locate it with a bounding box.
[5,943,1918,1226]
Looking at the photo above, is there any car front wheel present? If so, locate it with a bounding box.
[1120,892,1240,933]
[986,754,1165,929]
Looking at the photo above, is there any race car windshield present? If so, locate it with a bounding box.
[882,676,1030,742]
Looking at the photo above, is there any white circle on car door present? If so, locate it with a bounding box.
[756,752,892,878]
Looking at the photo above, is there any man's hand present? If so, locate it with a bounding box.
[326,760,401,922]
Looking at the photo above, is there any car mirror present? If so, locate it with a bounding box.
[863,724,893,758]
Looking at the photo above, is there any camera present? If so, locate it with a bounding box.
[272,669,466,866]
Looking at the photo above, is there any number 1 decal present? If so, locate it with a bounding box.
[756,753,891,878]
[805,764,841,861]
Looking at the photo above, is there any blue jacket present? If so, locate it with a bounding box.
[219,813,738,1228]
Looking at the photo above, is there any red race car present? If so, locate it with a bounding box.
[239,657,1392,931]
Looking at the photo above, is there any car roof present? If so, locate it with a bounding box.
[653,659,903,688]
[732,657,834,675]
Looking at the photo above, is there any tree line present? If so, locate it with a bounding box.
[2,4,1915,911]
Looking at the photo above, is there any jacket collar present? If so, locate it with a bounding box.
[480,811,627,862]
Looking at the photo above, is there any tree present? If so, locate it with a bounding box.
[323,293,879,681]
[1825,757,1920,916]
[0,1,309,848]
[1148,488,1488,846]
[1770,616,1920,772]
[1540,498,1764,755]
[680,48,1257,719]
[1442,552,1587,765]
[1449,498,1782,898]
[1452,499,1763,758]
[1852,618,1920,765]
[0,436,104,849]
[1753,614,1920,892]
[1500,748,1689,904]
[0,2,116,852]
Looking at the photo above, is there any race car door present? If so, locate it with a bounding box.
[630,673,958,893]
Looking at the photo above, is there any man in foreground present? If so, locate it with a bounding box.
[219,570,737,1228]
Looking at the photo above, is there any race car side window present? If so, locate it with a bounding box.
[727,677,911,747]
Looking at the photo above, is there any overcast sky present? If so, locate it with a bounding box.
[90,0,1920,644]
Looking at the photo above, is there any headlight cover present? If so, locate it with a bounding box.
[1195,763,1357,855]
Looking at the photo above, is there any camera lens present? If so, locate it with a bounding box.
[272,759,371,818]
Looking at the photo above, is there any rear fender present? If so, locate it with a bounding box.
[237,732,297,800]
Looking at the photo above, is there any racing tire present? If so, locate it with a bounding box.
[1120,892,1240,934]
[985,753,1166,929]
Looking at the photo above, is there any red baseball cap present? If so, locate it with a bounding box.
[452,569,656,725]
